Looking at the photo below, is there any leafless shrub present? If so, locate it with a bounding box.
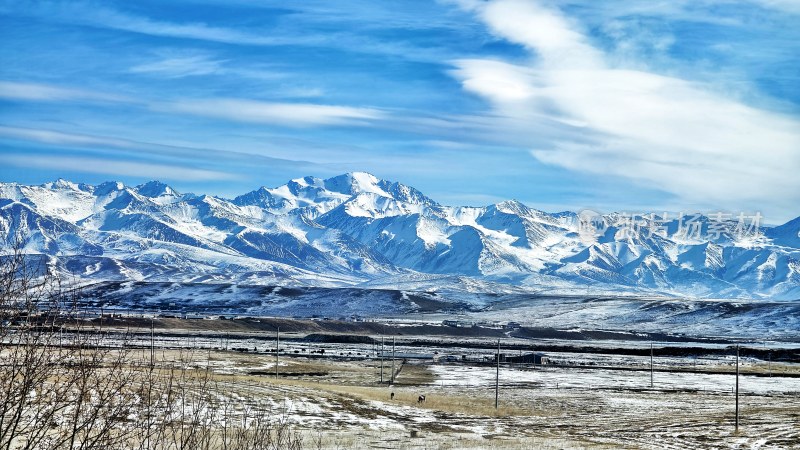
[1,238,304,450]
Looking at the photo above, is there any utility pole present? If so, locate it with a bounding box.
[650,341,654,388]
[380,335,384,384]
[735,345,739,433]
[391,336,396,384]
[275,327,280,379]
[150,318,155,368]
[495,340,500,409]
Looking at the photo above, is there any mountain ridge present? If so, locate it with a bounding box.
[1,172,798,300]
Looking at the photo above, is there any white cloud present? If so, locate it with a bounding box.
[0,126,326,173]
[9,2,329,48]
[0,154,234,181]
[0,81,129,103]
[159,98,385,127]
[0,79,377,128]
[453,0,800,217]
[88,7,295,47]
[450,59,538,103]
[481,0,603,68]
[751,0,800,14]
[130,55,226,78]
[0,126,138,149]
[128,52,297,85]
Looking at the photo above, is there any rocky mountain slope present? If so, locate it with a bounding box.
[1,173,798,299]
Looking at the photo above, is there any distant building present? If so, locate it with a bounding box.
[474,321,503,329]
[379,351,434,360]
[504,321,522,330]
[504,352,549,365]
[442,319,474,327]
[434,354,462,362]
[183,313,205,319]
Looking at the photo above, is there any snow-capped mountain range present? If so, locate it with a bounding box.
[1,173,798,300]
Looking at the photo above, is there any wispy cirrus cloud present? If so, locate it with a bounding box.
[0,126,215,160]
[130,54,227,78]
[0,80,382,127]
[737,0,800,14]
[0,81,130,103]
[452,0,800,216]
[0,154,235,181]
[0,125,139,149]
[128,52,324,97]
[159,98,385,127]
[56,4,305,47]
[0,125,338,191]
[2,1,460,63]
[0,125,324,168]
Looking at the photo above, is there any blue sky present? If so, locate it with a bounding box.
[1,0,798,222]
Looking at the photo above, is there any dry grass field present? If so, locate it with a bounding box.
[139,347,800,449]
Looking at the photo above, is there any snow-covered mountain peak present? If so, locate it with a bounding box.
[233,173,438,219]
[319,173,438,210]
[94,181,125,196]
[339,192,429,218]
[491,200,543,221]
[495,199,526,211]
[767,216,800,248]
[323,172,386,196]
[135,181,179,199]
[234,178,348,215]
[287,175,323,189]
[42,178,88,192]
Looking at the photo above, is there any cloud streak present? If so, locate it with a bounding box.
[58,4,305,47]
[0,81,130,103]
[3,1,462,63]
[0,154,235,181]
[130,55,227,78]
[0,125,326,170]
[128,52,294,84]
[0,80,384,127]
[159,98,385,127]
[0,126,139,149]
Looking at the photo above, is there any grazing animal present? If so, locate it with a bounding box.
[390,392,395,400]
[417,395,426,403]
